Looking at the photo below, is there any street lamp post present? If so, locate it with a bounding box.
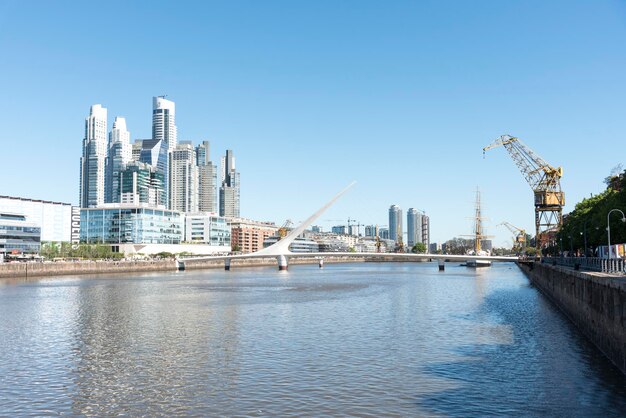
[606,209,626,259]
[581,218,591,257]
[580,231,585,256]
[568,235,573,256]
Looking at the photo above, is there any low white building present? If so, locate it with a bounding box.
[0,195,73,242]
[185,212,231,248]
[263,236,319,253]
[81,204,230,256]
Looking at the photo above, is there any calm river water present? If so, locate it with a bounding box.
[1,262,625,416]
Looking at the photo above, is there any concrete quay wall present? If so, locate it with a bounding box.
[0,260,176,279]
[519,261,626,375]
[0,256,367,279]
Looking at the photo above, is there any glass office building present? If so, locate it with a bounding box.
[185,213,231,247]
[120,162,165,207]
[0,195,72,242]
[80,205,182,244]
[0,213,41,255]
[263,236,319,253]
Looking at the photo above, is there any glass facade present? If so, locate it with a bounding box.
[0,213,41,254]
[120,162,165,207]
[80,207,182,244]
[389,205,403,244]
[185,214,231,247]
[139,139,169,205]
[263,236,319,253]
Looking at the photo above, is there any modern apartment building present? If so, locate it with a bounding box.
[407,208,423,247]
[169,142,198,213]
[389,205,403,244]
[138,139,169,204]
[229,218,277,253]
[105,116,132,203]
[152,96,177,151]
[196,141,218,213]
[131,140,143,161]
[119,162,166,207]
[80,104,108,208]
[332,225,348,235]
[219,150,240,217]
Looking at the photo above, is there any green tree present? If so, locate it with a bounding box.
[557,166,626,255]
[411,242,427,254]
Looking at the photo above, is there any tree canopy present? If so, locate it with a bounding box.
[557,168,626,254]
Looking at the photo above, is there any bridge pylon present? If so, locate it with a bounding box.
[277,255,288,271]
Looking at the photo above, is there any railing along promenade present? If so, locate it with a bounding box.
[544,256,626,274]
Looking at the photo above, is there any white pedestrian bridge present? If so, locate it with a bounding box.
[177,182,518,271]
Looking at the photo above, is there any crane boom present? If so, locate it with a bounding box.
[498,222,527,247]
[484,135,565,249]
[483,135,563,191]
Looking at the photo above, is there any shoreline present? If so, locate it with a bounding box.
[0,256,371,280]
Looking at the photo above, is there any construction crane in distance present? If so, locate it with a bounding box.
[278,219,293,239]
[498,222,527,250]
[347,217,362,236]
[483,135,565,249]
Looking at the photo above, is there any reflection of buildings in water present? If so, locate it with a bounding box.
[69,276,243,415]
[471,266,514,347]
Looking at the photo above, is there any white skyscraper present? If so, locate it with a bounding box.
[389,204,403,245]
[105,116,132,203]
[407,208,423,247]
[152,96,177,151]
[80,104,108,208]
[169,142,198,213]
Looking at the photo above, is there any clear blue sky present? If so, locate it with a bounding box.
[1,0,625,246]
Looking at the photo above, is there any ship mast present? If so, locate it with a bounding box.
[474,189,483,252]
[468,188,493,253]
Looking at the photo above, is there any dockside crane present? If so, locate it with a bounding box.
[278,219,293,239]
[498,222,527,249]
[483,135,564,249]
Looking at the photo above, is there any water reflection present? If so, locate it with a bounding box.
[0,263,624,416]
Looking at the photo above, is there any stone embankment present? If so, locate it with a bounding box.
[518,261,626,375]
[0,256,366,279]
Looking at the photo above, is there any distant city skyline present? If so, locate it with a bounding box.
[79,97,236,221]
[2,1,626,246]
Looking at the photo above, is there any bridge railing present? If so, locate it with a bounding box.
[542,256,626,274]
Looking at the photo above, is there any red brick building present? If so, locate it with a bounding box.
[228,218,278,253]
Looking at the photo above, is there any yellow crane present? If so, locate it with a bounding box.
[498,222,526,249]
[277,219,293,239]
[483,135,564,249]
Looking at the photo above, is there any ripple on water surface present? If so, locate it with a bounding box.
[0,263,625,416]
